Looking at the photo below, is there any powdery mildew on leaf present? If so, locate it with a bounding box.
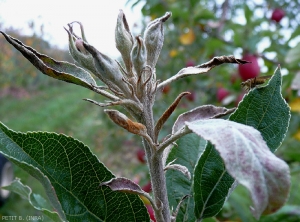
[0,32,96,89]
[186,119,290,219]
[172,105,234,134]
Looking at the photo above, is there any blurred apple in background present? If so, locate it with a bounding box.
[238,54,260,81]
[136,149,146,163]
[186,91,196,102]
[185,60,196,67]
[235,93,245,106]
[217,88,230,102]
[271,8,285,23]
[162,85,171,94]
[142,181,152,193]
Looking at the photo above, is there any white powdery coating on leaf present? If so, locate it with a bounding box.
[172,105,229,134]
[186,119,290,219]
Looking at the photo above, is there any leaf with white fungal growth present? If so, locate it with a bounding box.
[0,31,96,90]
[172,105,235,134]
[115,10,134,75]
[100,177,144,195]
[131,36,146,77]
[144,12,171,69]
[164,163,191,180]
[64,24,98,75]
[83,42,132,97]
[186,119,290,219]
[158,55,249,90]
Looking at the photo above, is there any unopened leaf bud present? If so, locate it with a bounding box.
[131,36,146,77]
[83,42,132,97]
[75,38,89,55]
[144,12,171,69]
[115,10,134,75]
[64,26,97,74]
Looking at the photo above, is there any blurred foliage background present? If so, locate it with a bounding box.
[0,0,300,221]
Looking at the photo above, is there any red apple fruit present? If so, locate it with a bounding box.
[136,149,146,164]
[238,54,260,81]
[235,93,245,106]
[186,60,195,67]
[217,88,230,102]
[186,91,196,102]
[271,8,285,23]
[162,85,171,94]
[142,181,152,193]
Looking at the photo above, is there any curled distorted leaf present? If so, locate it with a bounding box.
[100,177,144,195]
[104,109,147,136]
[0,31,96,90]
[164,163,191,180]
[64,26,98,75]
[158,55,249,90]
[83,42,132,97]
[155,92,190,140]
[131,36,146,77]
[172,105,235,134]
[115,10,134,74]
[186,119,290,219]
[144,12,171,69]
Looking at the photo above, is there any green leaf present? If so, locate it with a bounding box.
[244,3,252,24]
[230,66,291,152]
[186,119,290,219]
[165,133,206,222]
[2,178,62,221]
[193,142,235,219]
[0,122,149,222]
[0,32,96,90]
